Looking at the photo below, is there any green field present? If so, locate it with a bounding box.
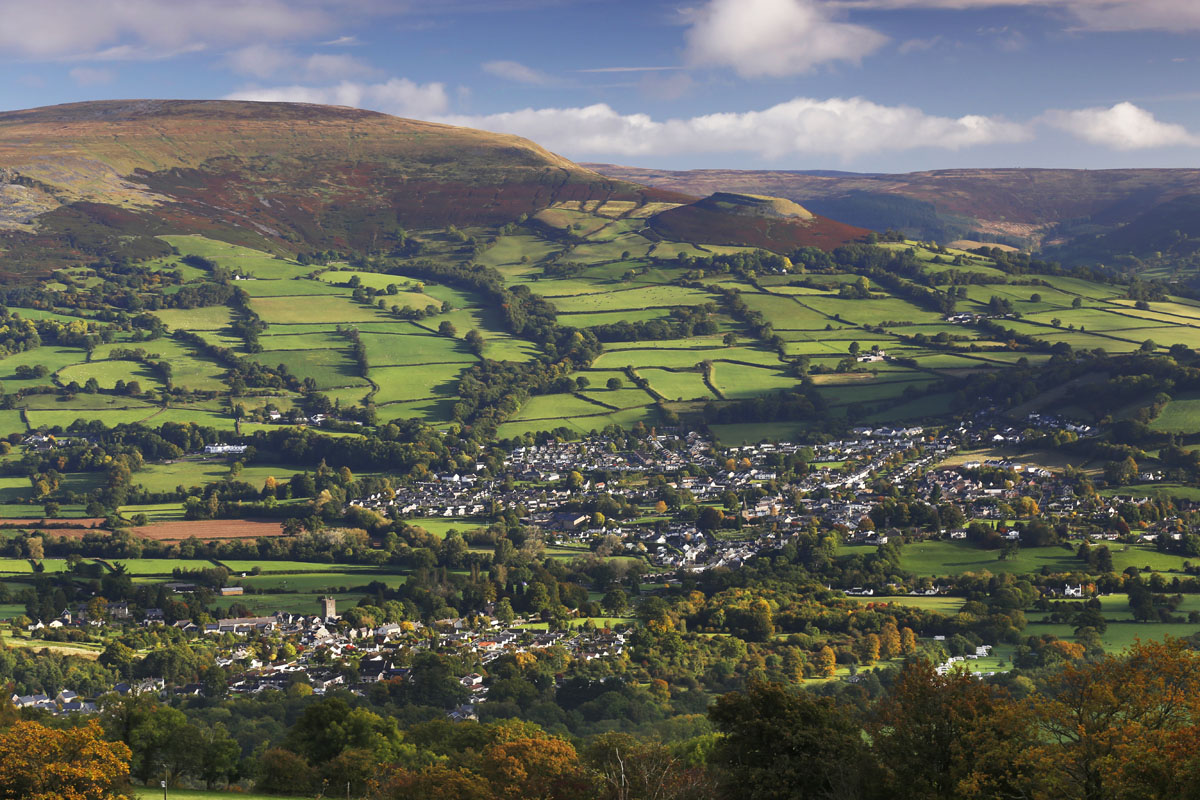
[238,571,406,592]
[884,540,1192,578]
[1150,392,1200,432]
[849,595,965,614]
[217,560,381,574]
[134,787,308,800]
[372,363,467,405]
[894,541,1081,576]
[639,368,716,401]
[508,393,615,422]
[107,559,218,576]
[409,517,490,537]
[130,461,303,493]
[57,360,163,391]
[710,362,798,399]
[250,295,392,325]
[357,331,476,366]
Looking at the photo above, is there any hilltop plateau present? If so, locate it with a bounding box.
[0,100,686,275]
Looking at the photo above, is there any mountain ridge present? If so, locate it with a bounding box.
[0,100,866,277]
[0,100,686,275]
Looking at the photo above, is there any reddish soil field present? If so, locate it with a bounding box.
[0,518,107,529]
[133,519,285,541]
[30,527,109,540]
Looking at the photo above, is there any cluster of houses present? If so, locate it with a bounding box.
[11,689,97,715]
[214,615,629,711]
[26,411,1132,709]
[348,414,1113,573]
[506,432,715,477]
[25,589,634,718]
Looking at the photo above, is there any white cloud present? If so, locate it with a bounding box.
[435,97,1030,160]
[227,45,376,81]
[226,78,451,119]
[0,0,336,60]
[321,35,360,46]
[683,0,888,77]
[1041,102,1200,149]
[482,60,555,85]
[835,0,1200,32]
[68,66,115,86]
[87,43,209,62]
[1070,0,1200,32]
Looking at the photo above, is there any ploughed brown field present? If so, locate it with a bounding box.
[131,519,285,541]
[0,518,107,529]
[13,527,107,540]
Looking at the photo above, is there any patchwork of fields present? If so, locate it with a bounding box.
[6,207,1200,483]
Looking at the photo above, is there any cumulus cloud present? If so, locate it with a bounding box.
[482,60,555,85]
[226,78,451,119]
[0,0,338,59]
[835,0,1200,32]
[684,0,888,77]
[1041,102,1200,149]
[435,97,1030,160]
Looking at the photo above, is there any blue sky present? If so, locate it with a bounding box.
[2,0,1200,172]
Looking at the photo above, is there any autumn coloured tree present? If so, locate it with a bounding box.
[814,646,837,677]
[0,720,131,800]
[481,734,592,800]
[985,638,1200,800]
[900,626,918,655]
[880,620,902,659]
[370,764,494,800]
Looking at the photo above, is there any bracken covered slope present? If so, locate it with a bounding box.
[648,191,865,251]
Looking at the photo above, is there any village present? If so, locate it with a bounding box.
[19,409,1184,718]
[346,413,1124,573]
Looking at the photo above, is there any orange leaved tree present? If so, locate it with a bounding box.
[0,719,131,800]
[964,638,1200,800]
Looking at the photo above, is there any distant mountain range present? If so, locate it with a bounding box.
[587,163,1200,275]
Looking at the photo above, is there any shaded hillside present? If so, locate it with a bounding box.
[1046,194,1200,278]
[648,192,866,252]
[587,163,1200,252]
[0,100,684,275]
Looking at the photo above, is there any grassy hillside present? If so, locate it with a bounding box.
[0,100,686,275]
[648,191,865,251]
